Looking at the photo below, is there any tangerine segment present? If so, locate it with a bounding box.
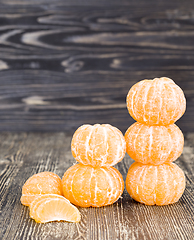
[62,164,124,207]
[125,122,184,165]
[21,172,63,206]
[29,194,81,223]
[127,77,186,125]
[126,162,185,205]
[30,194,66,219]
[71,124,126,167]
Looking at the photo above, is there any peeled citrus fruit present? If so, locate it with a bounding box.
[21,172,63,206]
[71,124,126,167]
[125,122,184,165]
[62,164,124,207]
[29,194,81,223]
[126,162,185,205]
[126,77,186,125]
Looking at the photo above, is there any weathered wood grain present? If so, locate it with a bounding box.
[0,2,193,132]
[0,132,193,240]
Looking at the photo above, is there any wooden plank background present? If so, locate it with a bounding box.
[0,0,193,133]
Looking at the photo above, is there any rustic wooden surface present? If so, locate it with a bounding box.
[0,1,194,239]
[0,0,193,132]
[0,132,194,240]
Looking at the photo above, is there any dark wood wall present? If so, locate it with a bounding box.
[0,0,194,133]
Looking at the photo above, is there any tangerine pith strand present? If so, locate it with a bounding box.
[62,124,126,207]
[125,77,186,205]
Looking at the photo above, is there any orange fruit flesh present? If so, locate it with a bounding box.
[71,124,126,167]
[126,162,185,205]
[21,171,63,206]
[126,77,186,125]
[30,194,81,223]
[125,122,184,165]
[21,195,39,206]
[62,164,124,207]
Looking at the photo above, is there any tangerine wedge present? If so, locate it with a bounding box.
[125,122,184,165]
[126,162,185,205]
[21,172,63,206]
[62,164,124,207]
[71,124,126,167]
[126,77,186,125]
[29,194,81,223]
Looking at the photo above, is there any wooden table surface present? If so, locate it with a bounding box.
[0,0,194,239]
[0,132,193,240]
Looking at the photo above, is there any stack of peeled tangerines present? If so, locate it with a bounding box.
[125,77,186,205]
[21,77,186,223]
[62,124,126,207]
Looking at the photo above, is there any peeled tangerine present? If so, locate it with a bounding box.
[71,124,126,167]
[126,162,185,205]
[21,172,63,206]
[125,122,184,165]
[30,194,81,223]
[62,164,124,207]
[127,77,186,125]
